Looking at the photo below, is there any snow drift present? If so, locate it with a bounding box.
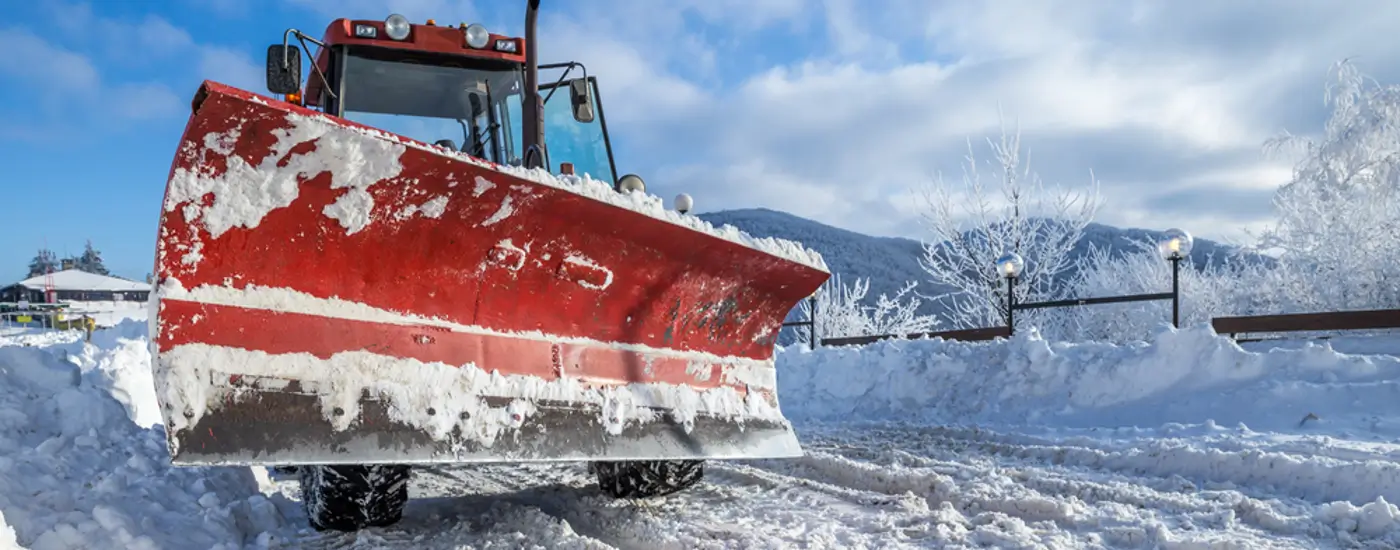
[776,323,1400,541]
[0,323,293,549]
[777,323,1400,436]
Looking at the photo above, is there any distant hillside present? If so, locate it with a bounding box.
[698,208,930,310]
[699,208,1262,319]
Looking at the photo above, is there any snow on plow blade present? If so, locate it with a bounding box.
[150,81,829,466]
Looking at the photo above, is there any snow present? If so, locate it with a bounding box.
[158,342,780,445]
[775,324,1400,436]
[506,168,830,273]
[480,194,515,226]
[773,324,1400,546]
[472,175,494,197]
[58,301,148,328]
[0,321,293,549]
[417,195,448,218]
[305,109,829,271]
[12,252,1400,549]
[393,195,449,221]
[154,278,778,379]
[165,110,405,245]
[562,252,614,290]
[10,270,149,293]
[152,278,784,446]
[166,105,826,272]
[7,312,1400,547]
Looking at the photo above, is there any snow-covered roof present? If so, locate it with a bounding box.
[10,269,151,292]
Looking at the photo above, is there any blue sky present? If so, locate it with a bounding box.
[3,0,1400,281]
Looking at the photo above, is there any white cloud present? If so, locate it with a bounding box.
[286,0,478,22]
[0,27,99,91]
[260,0,1400,246]
[540,0,1400,246]
[0,3,274,139]
[45,2,194,62]
[137,15,195,52]
[188,0,249,17]
[197,47,264,92]
[108,82,185,121]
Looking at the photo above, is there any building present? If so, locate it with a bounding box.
[0,269,152,303]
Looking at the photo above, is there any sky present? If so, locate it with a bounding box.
[3,0,1399,281]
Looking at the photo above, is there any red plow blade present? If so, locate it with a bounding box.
[149,81,829,466]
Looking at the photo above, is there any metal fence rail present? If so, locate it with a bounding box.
[1,309,98,340]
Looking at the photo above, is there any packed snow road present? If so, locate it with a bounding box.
[273,422,1400,549]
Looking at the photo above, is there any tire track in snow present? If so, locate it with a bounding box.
[842,424,1400,505]
[258,422,1400,548]
[416,463,685,550]
[269,459,963,549]
[440,462,944,549]
[779,424,1400,548]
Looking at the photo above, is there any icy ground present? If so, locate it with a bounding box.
[3,321,1400,549]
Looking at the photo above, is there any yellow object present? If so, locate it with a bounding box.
[15,315,31,323]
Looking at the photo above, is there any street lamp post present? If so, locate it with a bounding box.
[996,252,1024,335]
[1157,228,1193,328]
[992,227,1191,337]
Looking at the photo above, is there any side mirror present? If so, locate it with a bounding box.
[266,44,302,95]
[568,78,595,123]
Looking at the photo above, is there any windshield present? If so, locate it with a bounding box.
[504,79,617,184]
[338,49,523,166]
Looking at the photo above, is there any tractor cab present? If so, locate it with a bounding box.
[267,14,622,188]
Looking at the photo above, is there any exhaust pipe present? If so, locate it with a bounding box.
[521,0,545,169]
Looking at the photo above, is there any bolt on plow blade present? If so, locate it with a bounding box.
[148,81,829,466]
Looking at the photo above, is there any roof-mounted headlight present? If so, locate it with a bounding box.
[353,24,377,38]
[465,23,489,49]
[385,14,411,40]
[616,174,646,194]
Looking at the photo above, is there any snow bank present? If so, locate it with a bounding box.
[61,301,149,328]
[777,324,1400,436]
[776,326,1400,539]
[0,325,293,549]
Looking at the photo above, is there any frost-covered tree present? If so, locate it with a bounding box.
[1048,238,1293,342]
[915,121,1103,330]
[789,274,941,346]
[74,240,110,276]
[27,249,58,278]
[1255,60,1400,312]
[1035,60,1400,344]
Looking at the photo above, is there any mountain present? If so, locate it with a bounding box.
[698,208,1263,318]
[697,208,931,308]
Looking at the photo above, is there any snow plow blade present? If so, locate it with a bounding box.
[149,81,829,466]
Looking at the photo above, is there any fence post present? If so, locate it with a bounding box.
[809,295,818,348]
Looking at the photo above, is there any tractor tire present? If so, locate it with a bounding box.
[591,460,704,498]
[298,464,412,532]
